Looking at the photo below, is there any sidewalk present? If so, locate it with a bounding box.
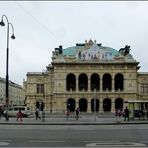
[0,113,148,125]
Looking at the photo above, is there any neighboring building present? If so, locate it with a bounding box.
[24,39,148,113]
[0,77,25,106]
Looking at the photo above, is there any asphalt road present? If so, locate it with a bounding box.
[0,124,148,147]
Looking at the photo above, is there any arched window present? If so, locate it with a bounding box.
[90,73,100,91]
[79,73,88,91]
[67,98,75,112]
[66,73,76,91]
[91,98,99,112]
[115,73,124,91]
[103,98,111,112]
[79,98,87,112]
[115,98,123,110]
[103,73,112,91]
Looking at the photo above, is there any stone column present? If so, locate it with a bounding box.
[88,78,90,92]
[76,100,79,109]
[99,99,104,113]
[87,99,91,112]
[76,78,78,92]
[100,79,103,92]
[112,78,114,92]
[111,99,115,113]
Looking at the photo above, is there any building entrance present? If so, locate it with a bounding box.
[67,98,75,112]
[115,98,123,110]
[103,98,111,112]
[91,99,99,112]
[79,98,87,112]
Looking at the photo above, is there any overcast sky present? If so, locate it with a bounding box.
[0,1,148,85]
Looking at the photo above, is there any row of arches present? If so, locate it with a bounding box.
[67,98,123,112]
[66,73,123,91]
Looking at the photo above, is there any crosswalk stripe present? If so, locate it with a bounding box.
[86,142,146,147]
[0,142,9,146]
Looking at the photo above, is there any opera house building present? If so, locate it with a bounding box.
[24,39,148,113]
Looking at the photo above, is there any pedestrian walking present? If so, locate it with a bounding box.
[35,108,41,120]
[16,108,23,121]
[115,108,122,122]
[65,109,70,120]
[75,108,80,120]
[124,107,130,121]
[3,107,9,121]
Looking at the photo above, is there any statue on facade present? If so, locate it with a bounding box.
[119,45,131,56]
[54,45,63,55]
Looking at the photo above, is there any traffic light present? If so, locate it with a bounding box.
[41,102,45,111]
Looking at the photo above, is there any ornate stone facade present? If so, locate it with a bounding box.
[24,40,148,113]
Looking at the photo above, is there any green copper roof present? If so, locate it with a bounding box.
[102,46,119,56]
[63,45,119,57]
[63,46,76,56]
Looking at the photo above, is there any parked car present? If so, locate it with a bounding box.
[8,106,31,117]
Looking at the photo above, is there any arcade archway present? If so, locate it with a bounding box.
[103,73,112,91]
[66,73,76,91]
[79,98,87,112]
[91,99,99,112]
[115,73,124,91]
[90,73,100,91]
[103,98,111,112]
[79,74,88,91]
[115,98,123,110]
[67,98,75,112]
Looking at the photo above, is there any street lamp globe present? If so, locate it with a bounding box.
[11,34,15,39]
[0,20,5,26]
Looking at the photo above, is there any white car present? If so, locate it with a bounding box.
[8,106,31,117]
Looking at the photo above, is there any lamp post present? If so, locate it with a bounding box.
[0,15,15,121]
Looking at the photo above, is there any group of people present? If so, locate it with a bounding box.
[14,107,42,121]
[65,107,80,120]
[137,109,148,120]
[0,106,42,121]
[115,107,148,121]
[115,107,130,121]
[2,105,148,122]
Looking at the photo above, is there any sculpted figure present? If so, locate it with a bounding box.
[119,45,131,56]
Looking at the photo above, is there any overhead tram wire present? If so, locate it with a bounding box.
[15,2,62,44]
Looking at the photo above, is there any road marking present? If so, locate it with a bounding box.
[30,140,65,143]
[0,142,9,146]
[86,142,147,147]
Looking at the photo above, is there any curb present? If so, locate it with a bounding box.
[0,121,148,125]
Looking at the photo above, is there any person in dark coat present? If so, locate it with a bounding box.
[35,108,41,120]
[75,108,80,120]
[124,107,130,121]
